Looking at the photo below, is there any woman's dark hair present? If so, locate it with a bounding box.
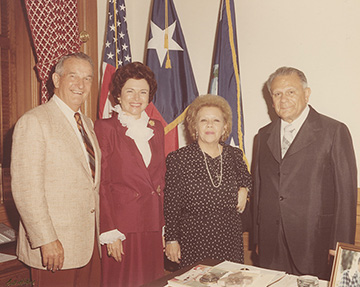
[110,62,157,104]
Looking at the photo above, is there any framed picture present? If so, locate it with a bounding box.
[330,242,360,287]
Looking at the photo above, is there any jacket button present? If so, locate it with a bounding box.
[151,191,155,195]
[90,208,95,213]
[279,196,284,201]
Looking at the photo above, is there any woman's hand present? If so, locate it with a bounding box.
[237,187,248,213]
[107,239,124,262]
[165,242,181,264]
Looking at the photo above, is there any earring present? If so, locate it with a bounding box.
[221,130,226,142]
[195,130,199,139]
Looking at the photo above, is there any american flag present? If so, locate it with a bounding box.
[99,0,132,119]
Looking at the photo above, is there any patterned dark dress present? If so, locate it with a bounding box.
[164,142,252,268]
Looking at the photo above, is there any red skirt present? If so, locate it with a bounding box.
[101,231,164,287]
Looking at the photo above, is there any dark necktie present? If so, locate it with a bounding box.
[74,112,95,180]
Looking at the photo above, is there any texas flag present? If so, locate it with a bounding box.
[145,0,198,155]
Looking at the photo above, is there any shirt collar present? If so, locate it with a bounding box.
[281,104,310,133]
[53,94,81,120]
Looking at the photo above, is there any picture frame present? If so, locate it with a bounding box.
[330,242,360,287]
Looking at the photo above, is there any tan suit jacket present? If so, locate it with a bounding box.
[11,97,101,269]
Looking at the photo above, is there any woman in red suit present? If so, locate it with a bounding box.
[94,62,165,287]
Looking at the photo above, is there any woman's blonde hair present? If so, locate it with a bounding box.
[185,94,232,142]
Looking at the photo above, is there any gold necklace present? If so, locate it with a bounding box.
[202,145,223,188]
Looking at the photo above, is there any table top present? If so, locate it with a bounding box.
[141,259,221,287]
[141,259,329,287]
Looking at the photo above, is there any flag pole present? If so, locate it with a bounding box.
[164,0,171,68]
[113,0,119,69]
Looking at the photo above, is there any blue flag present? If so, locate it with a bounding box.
[209,0,248,167]
[146,0,198,152]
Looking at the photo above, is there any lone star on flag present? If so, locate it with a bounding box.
[147,20,183,67]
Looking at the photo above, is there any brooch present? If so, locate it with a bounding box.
[148,120,155,127]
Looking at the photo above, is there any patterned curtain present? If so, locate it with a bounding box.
[25,0,81,103]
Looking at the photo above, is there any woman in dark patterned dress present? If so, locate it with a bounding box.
[164,94,252,268]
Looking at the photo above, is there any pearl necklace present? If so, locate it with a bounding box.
[202,145,223,188]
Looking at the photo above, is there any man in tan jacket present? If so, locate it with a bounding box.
[11,52,101,286]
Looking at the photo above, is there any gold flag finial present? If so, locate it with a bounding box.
[164,0,171,69]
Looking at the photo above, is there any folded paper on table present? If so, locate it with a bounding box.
[166,261,329,287]
[167,261,285,287]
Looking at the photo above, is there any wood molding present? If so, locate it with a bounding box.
[77,0,99,121]
[14,0,40,120]
[355,188,360,246]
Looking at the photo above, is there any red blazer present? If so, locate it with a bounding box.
[94,114,165,234]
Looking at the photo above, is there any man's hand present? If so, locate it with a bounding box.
[329,249,336,256]
[40,240,64,272]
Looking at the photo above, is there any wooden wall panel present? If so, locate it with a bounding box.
[355,189,360,246]
[13,1,40,119]
[0,0,36,229]
[77,0,99,121]
[0,0,99,229]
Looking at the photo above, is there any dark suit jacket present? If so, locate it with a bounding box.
[94,114,165,234]
[253,106,357,276]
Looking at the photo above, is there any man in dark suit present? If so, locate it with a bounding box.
[253,66,357,279]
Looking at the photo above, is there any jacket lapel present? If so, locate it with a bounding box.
[115,118,155,189]
[285,106,320,158]
[267,106,321,161]
[46,99,93,180]
[266,119,282,164]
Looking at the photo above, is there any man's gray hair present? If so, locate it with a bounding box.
[54,52,94,76]
[266,66,308,93]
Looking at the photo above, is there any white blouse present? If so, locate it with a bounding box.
[99,104,154,244]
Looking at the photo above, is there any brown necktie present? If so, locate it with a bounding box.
[74,112,96,180]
